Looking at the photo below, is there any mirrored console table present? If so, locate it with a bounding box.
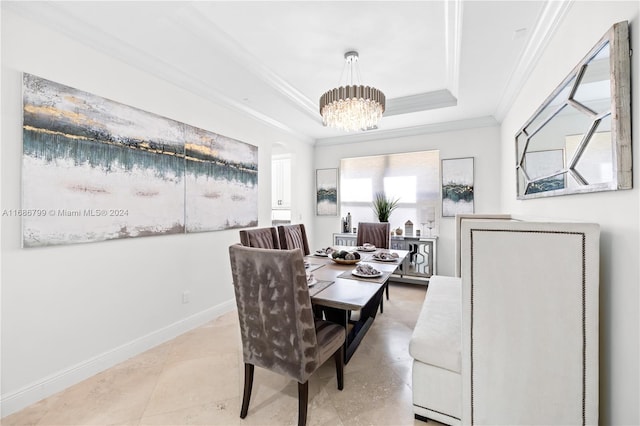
[332,233,437,284]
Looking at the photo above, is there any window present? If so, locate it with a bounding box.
[340,150,439,235]
[341,178,372,202]
[384,176,417,203]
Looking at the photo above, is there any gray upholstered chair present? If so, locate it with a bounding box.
[239,227,280,249]
[277,223,310,256]
[356,222,391,249]
[356,222,392,311]
[228,244,346,426]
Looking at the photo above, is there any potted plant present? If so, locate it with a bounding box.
[372,192,399,222]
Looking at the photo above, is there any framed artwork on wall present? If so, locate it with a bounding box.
[441,157,474,217]
[316,168,338,216]
[21,73,258,247]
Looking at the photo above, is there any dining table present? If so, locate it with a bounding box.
[305,246,410,364]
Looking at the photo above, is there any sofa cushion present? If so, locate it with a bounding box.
[409,275,461,373]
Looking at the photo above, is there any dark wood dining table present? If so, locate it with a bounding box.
[305,246,410,364]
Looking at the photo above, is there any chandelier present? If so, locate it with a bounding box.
[319,51,386,132]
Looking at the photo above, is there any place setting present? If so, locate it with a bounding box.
[369,251,401,263]
[351,263,382,278]
[336,262,391,284]
[305,271,334,296]
[356,243,377,252]
[312,247,335,257]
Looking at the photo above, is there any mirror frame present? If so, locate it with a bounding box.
[515,21,631,200]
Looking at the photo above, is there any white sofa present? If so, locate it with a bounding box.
[409,275,463,424]
[409,215,600,425]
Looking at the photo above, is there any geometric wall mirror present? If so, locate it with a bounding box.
[515,21,631,199]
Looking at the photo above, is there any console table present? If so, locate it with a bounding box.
[332,233,437,283]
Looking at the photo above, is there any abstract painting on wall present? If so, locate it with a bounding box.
[441,157,474,217]
[316,168,338,216]
[22,73,257,247]
[184,128,257,232]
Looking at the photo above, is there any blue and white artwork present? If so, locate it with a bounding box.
[441,157,474,217]
[185,129,258,232]
[22,73,257,247]
[316,168,338,216]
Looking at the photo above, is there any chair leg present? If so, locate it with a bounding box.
[386,281,390,300]
[334,346,344,390]
[379,294,384,314]
[298,381,308,426]
[240,363,254,418]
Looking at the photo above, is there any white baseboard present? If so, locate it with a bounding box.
[0,299,236,418]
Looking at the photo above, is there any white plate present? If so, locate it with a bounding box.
[351,269,383,278]
[357,246,377,252]
[313,252,329,257]
[372,256,398,262]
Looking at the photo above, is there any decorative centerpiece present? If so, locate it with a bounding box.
[330,249,361,264]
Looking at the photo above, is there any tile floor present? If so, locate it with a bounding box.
[4,283,438,426]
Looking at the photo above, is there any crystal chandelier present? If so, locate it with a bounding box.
[319,51,385,132]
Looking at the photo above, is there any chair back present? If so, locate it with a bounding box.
[356,222,391,249]
[277,224,310,256]
[239,227,280,249]
[228,244,319,383]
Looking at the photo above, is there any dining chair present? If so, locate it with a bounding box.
[228,244,345,426]
[356,222,391,249]
[239,227,280,249]
[277,223,310,256]
[356,222,392,311]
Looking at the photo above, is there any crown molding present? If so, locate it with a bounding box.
[493,0,574,121]
[385,90,457,116]
[177,5,320,120]
[314,116,498,146]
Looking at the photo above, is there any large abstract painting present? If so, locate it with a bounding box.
[22,73,257,247]
[441,157,474,217]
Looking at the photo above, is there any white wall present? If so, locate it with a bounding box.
[0,9,312,416]
[500,2,639,424]
[313,124,502,277]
